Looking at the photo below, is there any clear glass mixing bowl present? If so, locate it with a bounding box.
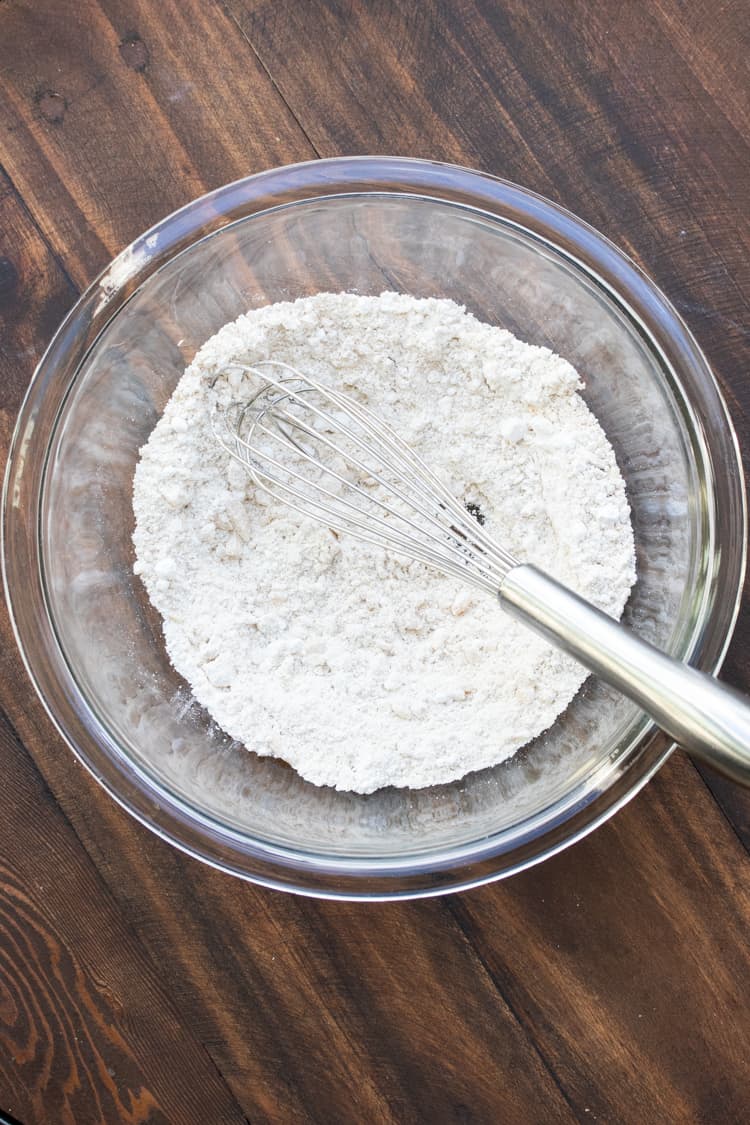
[3,157,746,898]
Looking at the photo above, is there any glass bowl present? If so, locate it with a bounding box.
[3,157,745,899]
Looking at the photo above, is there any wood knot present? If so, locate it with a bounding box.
[119,33,149,72]
[35,90,66,124]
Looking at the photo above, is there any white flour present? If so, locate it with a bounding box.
[133,293,635,793]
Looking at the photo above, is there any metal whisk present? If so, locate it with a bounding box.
[213,360,750,786]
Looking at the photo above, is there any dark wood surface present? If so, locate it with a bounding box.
[1,1,749,1121]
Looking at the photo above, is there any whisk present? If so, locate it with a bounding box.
[213,360,750,786]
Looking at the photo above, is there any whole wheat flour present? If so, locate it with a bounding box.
[133,293,635,793]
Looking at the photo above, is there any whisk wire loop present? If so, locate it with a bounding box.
[208,360,750,788]
[212,361,517,593]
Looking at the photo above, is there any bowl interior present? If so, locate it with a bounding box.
[41,193,707,859]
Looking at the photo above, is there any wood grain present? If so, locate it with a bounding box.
[1,1,749,1122]
[0,171,77,416]
[451,754,750,1123]
[0,709,250,1125]
[0,0,312,285]
[30,800,578,1124]
[0,160,249,1125]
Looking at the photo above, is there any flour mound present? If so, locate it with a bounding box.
[133,293,635,793]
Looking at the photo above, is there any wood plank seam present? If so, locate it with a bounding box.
[442,896,580,1119]
[219,0,323,160]
[1,5,747,1117]
[0,704,253,1125]
[691,757,750,856]
[0,162,80,297]
[390,0,553,188]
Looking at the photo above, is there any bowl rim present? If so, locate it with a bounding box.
[3,155,746,899]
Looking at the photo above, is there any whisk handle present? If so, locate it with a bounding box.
[499,564,750,786]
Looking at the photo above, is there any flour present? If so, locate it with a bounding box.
[132,293,635,793]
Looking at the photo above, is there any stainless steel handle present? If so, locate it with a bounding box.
[499,564,750,786]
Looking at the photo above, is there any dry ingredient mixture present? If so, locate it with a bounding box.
[133,293,635,793]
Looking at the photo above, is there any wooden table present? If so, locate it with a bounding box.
[1,2,749,1122]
